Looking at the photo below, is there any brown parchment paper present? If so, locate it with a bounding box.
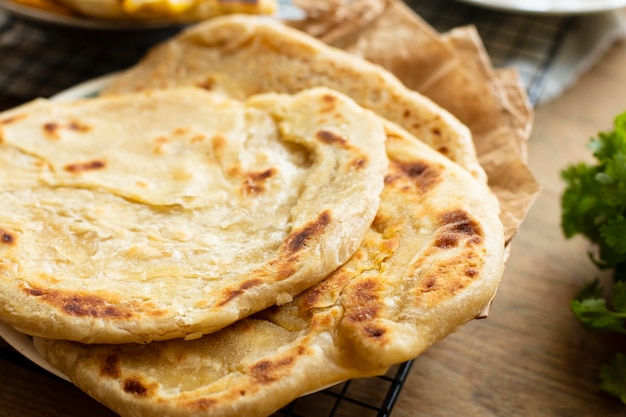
[289,0,540,243]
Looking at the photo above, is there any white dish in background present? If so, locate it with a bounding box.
[456,0,626,14]
[0,320,70,381]
[51,73,116,101]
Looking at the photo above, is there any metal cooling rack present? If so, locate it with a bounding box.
[0,1,574,416]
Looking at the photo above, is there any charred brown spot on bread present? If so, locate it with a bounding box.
[67,120,91,133]
[0,228,16,245]
[24,286,133,319]
[266,255,298,281]
[218,278,263,307]
[63,294,129,318]
[316,129,347,147]
[250,360,274,384]
[364,325,386,338]
[351,279,379,304]
[243,167,276,196]
[322,93,337,104]
[42,120,91,140]
[123,377,149,396]
[302,285,325,309]
[442,210,481,234]
[1,113,27,126]
[435,209,483,249]
[211,133,227,151]
[152,136,169,154]
[190,134,206,143]
[173,127,189,136]
[301,269,351,309]
[250,356,296,384]
[466,267,479,277]
[43,122,60,140]
[285,210,332,253]
[422,276,437,291]
[350,156,368,170]
[186,398,218,411]
[437,146,449,156]
[435,233,459,249]
[196,76,216,91]
[64,160,106,173]
[320,93,338,113]
[100,353,121,378]
[384,160,441,193]
[396,160,441,193]
[347,305,380,323]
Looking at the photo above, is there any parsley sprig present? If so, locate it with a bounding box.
[561,111,626,404]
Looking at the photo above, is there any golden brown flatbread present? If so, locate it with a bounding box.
[50,0,277,21]
[0,86,388,344]
[34,118,505,417]
[104,14,487,182]
[9,0,75,15]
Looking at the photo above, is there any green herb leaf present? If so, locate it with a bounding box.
[571,279,626,334]
[561,112,626,270]
[599,353,626,404]
[612,281,626,313]
[561,110,626,404]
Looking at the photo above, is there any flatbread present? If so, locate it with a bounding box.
[51,0,277,21]
[34,119,505,417]
[104,14,486,182]
[0,86,388,344]
[10,0,75,14]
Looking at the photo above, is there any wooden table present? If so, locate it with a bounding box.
[392,23,626,417]
[2,15,626,417]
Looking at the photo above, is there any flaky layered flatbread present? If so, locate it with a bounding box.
[104,14,486,182]
[34,119,505,417]
[0,86,388,344]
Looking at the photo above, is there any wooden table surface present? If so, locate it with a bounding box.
[2,14,626,417]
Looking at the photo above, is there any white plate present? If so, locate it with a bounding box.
[456,0,626,14]
[0,0,304,31]
[0,320,70,381]
[0,75,113,382]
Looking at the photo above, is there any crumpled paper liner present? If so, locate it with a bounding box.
[289,0,540,243]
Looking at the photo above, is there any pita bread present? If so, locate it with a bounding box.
[0,86,388,344]
[52,0,277,21]
[34,119,505,417]
[104,14,486,183]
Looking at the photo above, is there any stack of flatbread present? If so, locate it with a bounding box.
[0,3,530,416]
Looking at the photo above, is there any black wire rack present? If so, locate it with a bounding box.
[0,1,574,416]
